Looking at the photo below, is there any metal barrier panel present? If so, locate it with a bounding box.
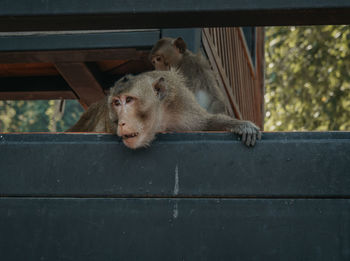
[0,132,349,260]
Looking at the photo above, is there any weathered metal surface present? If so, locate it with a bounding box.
[0,132,349,197]
[1,0,350,31]
[0,30,160,51]
[0,198,349,261]
[1,132,349,260]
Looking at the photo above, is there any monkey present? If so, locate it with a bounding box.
[106,70,260,149]
[149,37,230,115]
[68,70,261,148]
[67,97,115,133]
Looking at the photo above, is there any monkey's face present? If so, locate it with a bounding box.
[150,47,183,71]
[151,54,170,71]
[150,37,186,71]
[109,76,165,149]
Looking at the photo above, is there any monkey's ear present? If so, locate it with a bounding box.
[174,37,187,53]
[152,77,166,100]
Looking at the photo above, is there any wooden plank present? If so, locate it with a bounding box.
[0,63,58,77]
[1,0,350,31]
[105,59,153,76]
[0,132,350,197]
[0,49,143,64]
[96,60,129,72]
[55,62,105,106]
[0,91,75,100]
[0,198,349,260]
[255,27,265,129]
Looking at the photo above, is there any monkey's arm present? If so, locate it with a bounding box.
[205,114,261,146]
[170,87,261,147]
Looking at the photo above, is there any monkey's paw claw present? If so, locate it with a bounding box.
[231,121,261,147]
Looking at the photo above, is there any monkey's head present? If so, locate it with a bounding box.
[150,37,187,71]
[108,74,168,149]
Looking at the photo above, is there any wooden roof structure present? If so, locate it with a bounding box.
[0,28,202,106]
[0,30,160,109]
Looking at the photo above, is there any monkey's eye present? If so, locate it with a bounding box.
[113,99,121,106]
[126,96,133,103]
[156,57,161,62]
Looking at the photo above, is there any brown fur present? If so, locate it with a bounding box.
[107,70,260,149]
[150,37,229,115]
[68,70,260,148]
[67,97,115,133]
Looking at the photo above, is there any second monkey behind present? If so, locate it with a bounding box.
[150,37,230,115]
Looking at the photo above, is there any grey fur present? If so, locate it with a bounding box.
[68,70,260,148]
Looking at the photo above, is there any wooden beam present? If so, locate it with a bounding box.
[106,59,153,76]
[0,91,76,100]
[237,28,256,79]
[255,27,266,130]
[0,63,58,77]
[0,49,143,64]
[0,0,350,31]
[55,62,105,106]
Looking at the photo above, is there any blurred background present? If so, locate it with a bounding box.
[265,25,350,131]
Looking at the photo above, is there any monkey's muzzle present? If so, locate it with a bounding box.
[122,132,139,140]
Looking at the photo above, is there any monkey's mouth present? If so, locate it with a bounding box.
[122,132,139,140]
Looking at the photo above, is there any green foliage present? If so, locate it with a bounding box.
[265,25,350,131]
[0,100,84,132]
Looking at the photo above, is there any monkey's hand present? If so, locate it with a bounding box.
[230,121,261,147]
